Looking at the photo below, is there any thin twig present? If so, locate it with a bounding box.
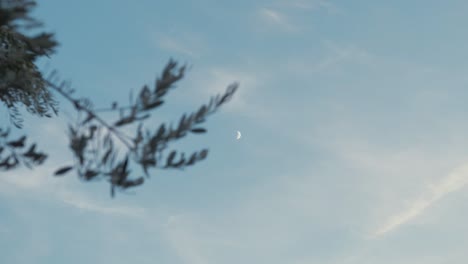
[46,80,134,150]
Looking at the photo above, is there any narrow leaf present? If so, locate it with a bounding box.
[54,166,73,176]
[190,128,206,134]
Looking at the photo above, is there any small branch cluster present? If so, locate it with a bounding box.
[0,0,58,128]
[49,60,238,197]
[0,0,239,197]
[0,127,47,170]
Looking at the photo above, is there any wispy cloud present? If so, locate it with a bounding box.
[0,164,59,195]
[59,190,146,217]
[186,65,269,120]
[157,35,199,58]
[372,162,468,237]
[0,165,145,218]
[318,41,373,69]
[203,68,257,111]
[257,1,340,33]
[258,8,297,32]
[285,0,340,13]
[155,168,367,264]
[259,8,284,24]
[164,215,210,264]
[294,105,468,240]
[281,41,374,78]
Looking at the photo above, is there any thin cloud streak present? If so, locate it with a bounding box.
[164,217,210,264]
[260,8,284,24]
[314,41,374,71]
[59,190,146,217]
[287,0,333,10]
[372,162,468,237]
[258,8,297,32]
[278,0,341,14]
[0,150,145,218]
[186,65,270,120]
[158,36,198,58]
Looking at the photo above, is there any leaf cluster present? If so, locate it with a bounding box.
[0,127,47,170]
[51,61,238,197]
[0,0,58,128]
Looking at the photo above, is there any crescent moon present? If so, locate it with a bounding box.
[236,131,242,140]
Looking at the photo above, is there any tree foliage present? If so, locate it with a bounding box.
[0,0,58,127]
[0,0,238,196]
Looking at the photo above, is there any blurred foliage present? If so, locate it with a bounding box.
[0,0,238,196]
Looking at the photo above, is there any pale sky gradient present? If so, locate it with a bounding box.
[2,1,468,263]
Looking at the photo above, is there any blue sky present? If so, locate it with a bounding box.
[2,0,468,263]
